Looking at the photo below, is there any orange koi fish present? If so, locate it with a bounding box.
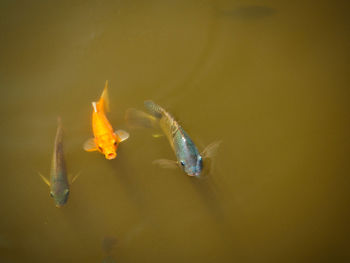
[83,80,129,159]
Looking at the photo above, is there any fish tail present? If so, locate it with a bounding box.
[57,116,62,127]
[97,80,110,112]
[54,116,64,150]
[144,100,163,119]
[56,116,63,138]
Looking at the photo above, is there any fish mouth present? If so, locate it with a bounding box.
[106,152,116,160]
[55,204,64,208]
[188,172,200,177]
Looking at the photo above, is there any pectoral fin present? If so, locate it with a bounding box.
[152,134,164,138]
[83,138,98,152]
[201,140,222,159]
[125,108,159,129]
[70,171,81,184]
[115,130,130,142]
[152,159,178,169]
[38,172,50,186]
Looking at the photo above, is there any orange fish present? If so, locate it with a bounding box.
[83,80,129,159]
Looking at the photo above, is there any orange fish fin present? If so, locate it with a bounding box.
[83,138,98,152]
[97,80,110,112]
[115,129,130,142]
[92,102,98,113]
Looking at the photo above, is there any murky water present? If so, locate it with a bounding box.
[1,1,349,262]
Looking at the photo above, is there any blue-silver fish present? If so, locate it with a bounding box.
[144,100,204,176]
[126,101,220,177]
[39,118,77,207]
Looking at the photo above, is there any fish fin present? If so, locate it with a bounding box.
[92,102,98,113]
[96,80,110,112]
[152,133,164,138]
[70,171,81,184]
[83,138,98,151]
[98,80,110,112]
[144,100,163,119]
[57,116,62,127]
[201,140,222,159]
[125,108,159,129]
[125,108,159,128]
[115,130,130,142]
[152,159,178,169]
[38,172,50,186]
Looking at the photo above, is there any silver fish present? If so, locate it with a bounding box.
[39,118,77,207]
[126,101,221,177]
[145,100,203,176]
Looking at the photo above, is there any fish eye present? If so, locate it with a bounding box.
[180,161,185,167]
[114,141,117,146]
[50,192,54,198]
[98,146,103,151]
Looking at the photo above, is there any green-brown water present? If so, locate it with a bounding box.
[1,1,349,262]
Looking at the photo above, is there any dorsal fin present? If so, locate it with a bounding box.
[92,102,98,112]
[97,80,110,112]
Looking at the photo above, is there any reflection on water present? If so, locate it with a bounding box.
[0,0,349,262]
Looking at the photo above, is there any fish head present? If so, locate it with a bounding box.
[180,154,203,177]
[97,137,118,160]
[104,149,117,160]
[102,142,118,160]
[50,188,70,208]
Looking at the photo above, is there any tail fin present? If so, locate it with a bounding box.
[97,80,110,112]
[57,116,62,128]
[144,100,163,119]
[55,116,63,143]
[56,116,63,137]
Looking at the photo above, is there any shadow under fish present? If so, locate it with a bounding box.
[38,117,79,207]
[125,100,221,178]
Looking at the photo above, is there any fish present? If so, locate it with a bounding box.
[39,118,77,207]
[83,80,129,160]
[101,236,117,263]
[126,101,221,177]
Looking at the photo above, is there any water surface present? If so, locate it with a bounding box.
[0,1,349,262]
